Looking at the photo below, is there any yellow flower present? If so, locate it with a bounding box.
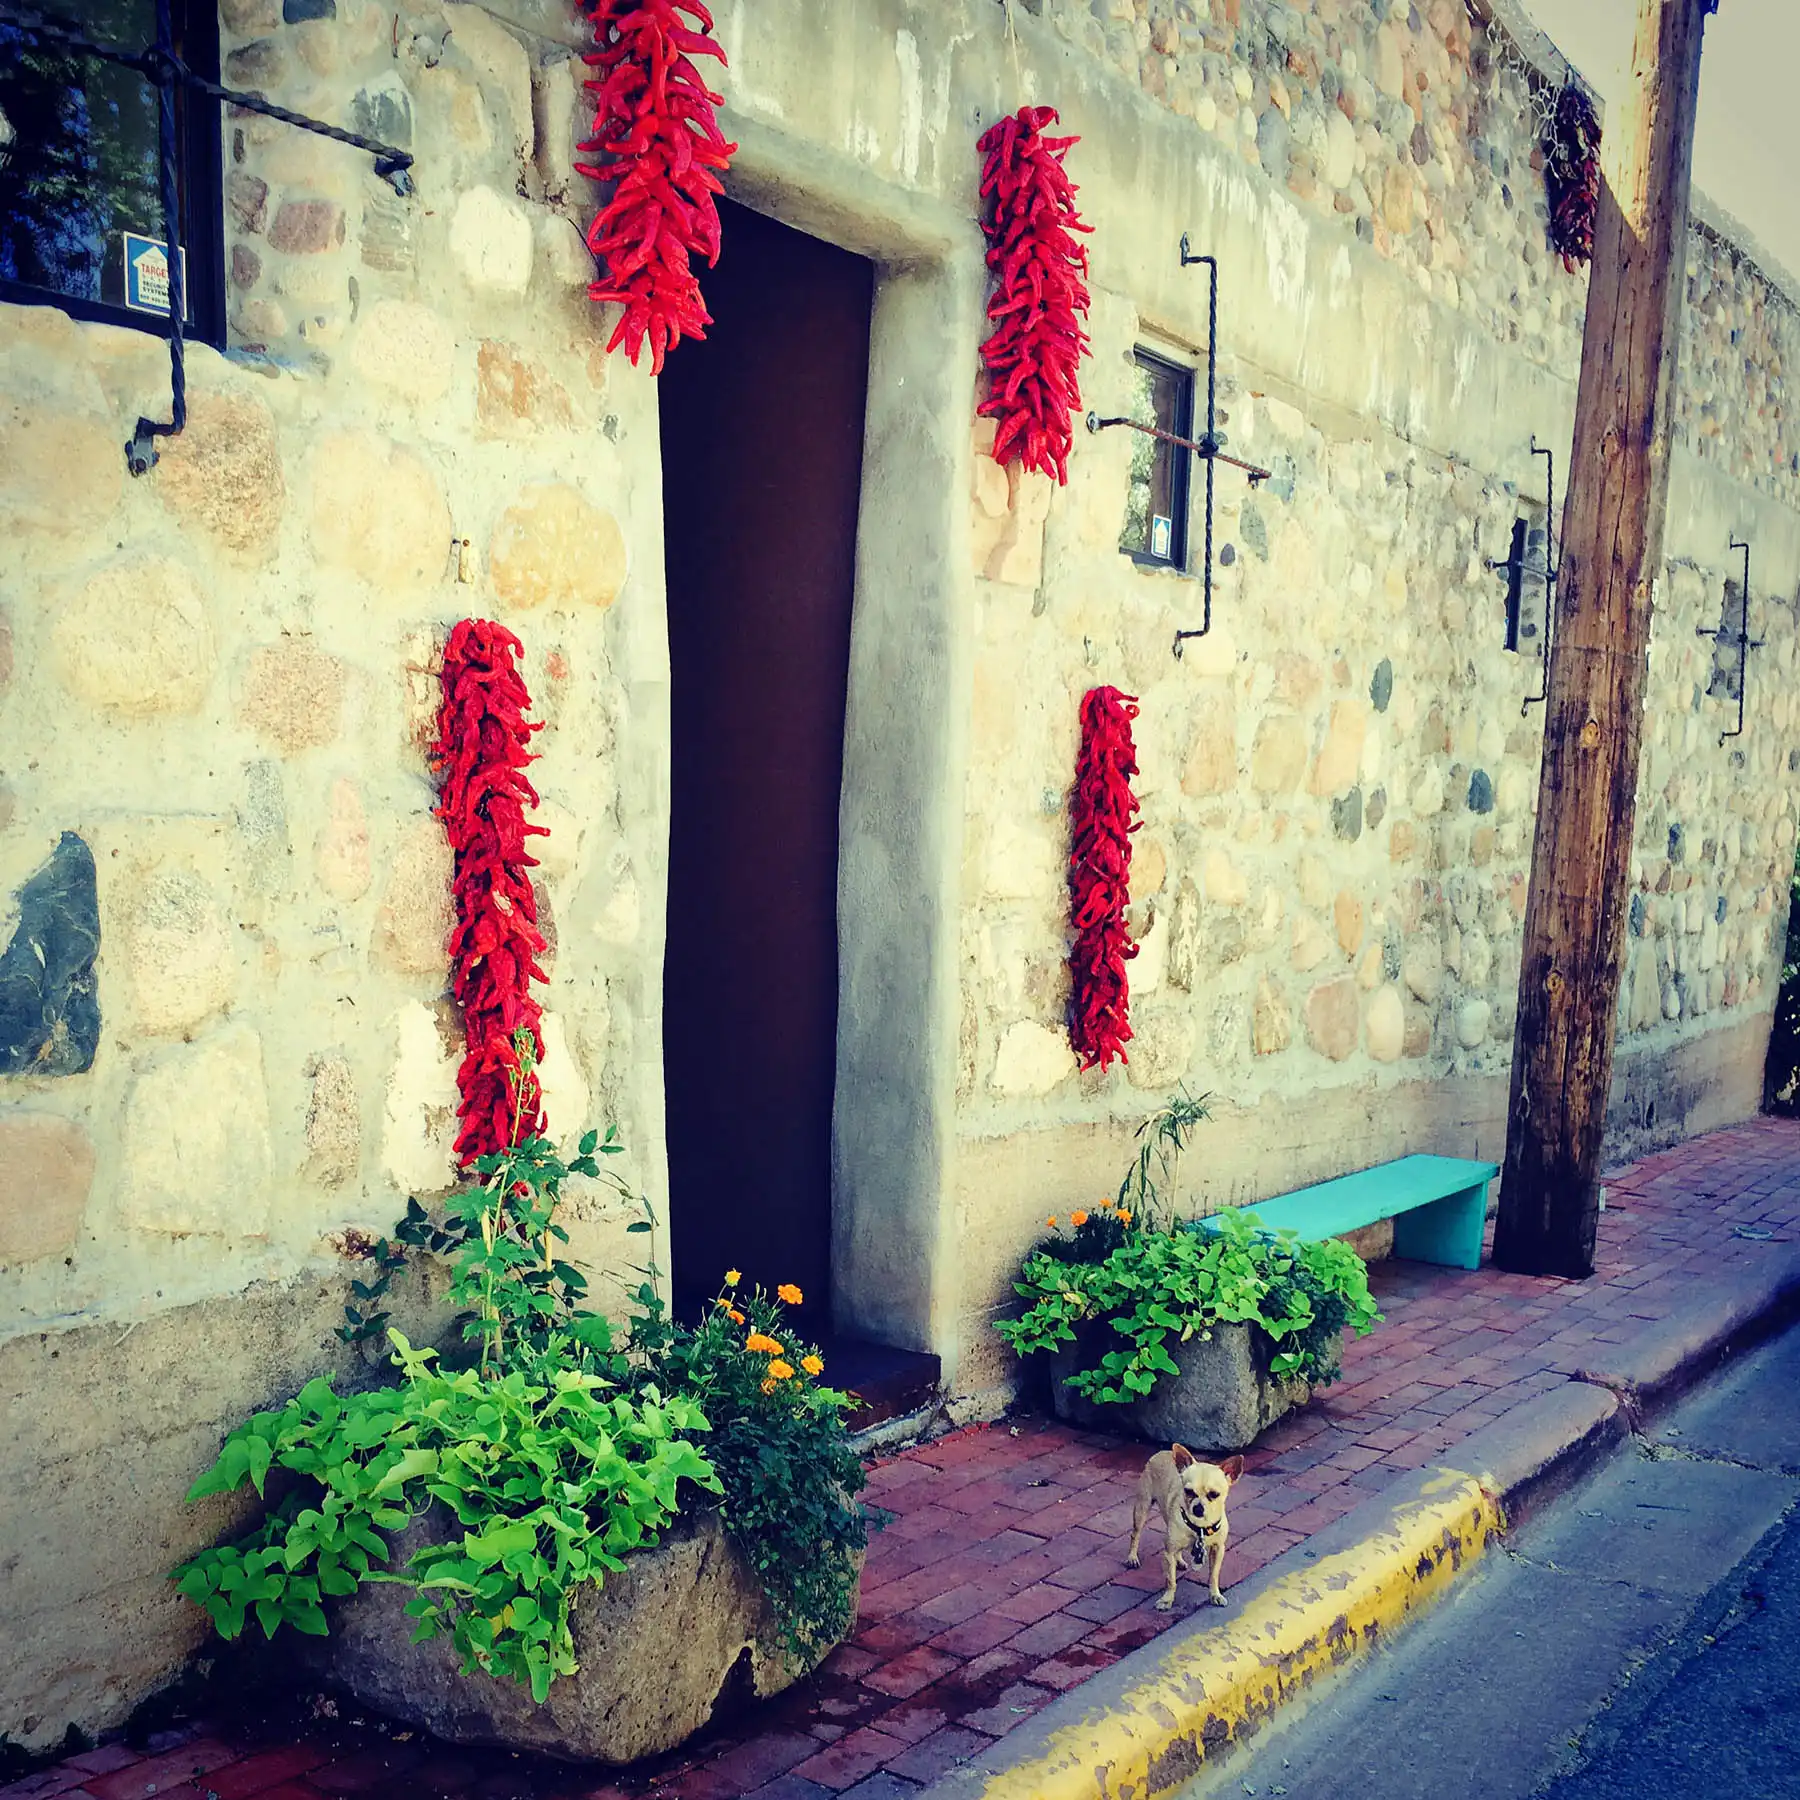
[745,1332,784,1355]
[1071,1209,1089,1227]
[760,1378,777,1395]
[801,1354,824,1377]
[1117,1208,1133,1226]
[1046,1215,1059,1229]
[1097,1198,1114,1210]
[724,1269,741,1285]
[777,1283,804,1306]
[767,1360,795,1381]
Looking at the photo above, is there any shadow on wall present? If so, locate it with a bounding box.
[1767,851,1800,1115]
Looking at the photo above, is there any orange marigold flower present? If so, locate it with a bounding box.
[767,1360,796,1381]
[727,1308,746,1325]
[724,1269,741,1285]
[745,1332,784,1355]
[1046,1215,1059,1229]
[801,1354,824,1376]
[760,1377,777,1395]
[1071,1209,1089,1227]
[777,1283,804,1306]
[1117,1209,1133,1225]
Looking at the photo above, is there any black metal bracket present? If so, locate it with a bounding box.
[1084,236,1276,658]
[1,1,416,476]
[1487,435,1560,715]
[1696,538,1764,745]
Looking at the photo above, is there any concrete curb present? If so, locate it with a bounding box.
[920,1467,1503,1800]
[1572,1240,1800,1414]
[917,1250,1799,1800]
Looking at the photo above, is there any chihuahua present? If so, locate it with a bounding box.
[1125,1444,1245,1611]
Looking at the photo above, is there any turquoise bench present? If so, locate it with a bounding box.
[1213,1154,1499,1271]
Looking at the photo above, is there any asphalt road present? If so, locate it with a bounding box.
[1183,1319,1800,1800]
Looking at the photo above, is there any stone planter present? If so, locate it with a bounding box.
[1047,1320,1320,1452]
[302,1507,859,1764]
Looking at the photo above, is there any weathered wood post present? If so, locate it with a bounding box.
[1495,0,1716,1278]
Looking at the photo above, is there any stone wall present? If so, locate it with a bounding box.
[0,0,671,1746]
[940,0,1800,1396]
[2,0,1798,1743]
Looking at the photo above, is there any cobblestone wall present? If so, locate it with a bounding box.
[1046,0,1799,507]
[0,0,664,1338]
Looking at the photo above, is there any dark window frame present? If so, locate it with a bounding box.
[0,0,226,348]
[1120,347,1196,574]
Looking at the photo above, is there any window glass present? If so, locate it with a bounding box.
[1119,352,1193,567]
[0,2,195,317]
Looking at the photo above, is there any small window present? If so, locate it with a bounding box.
[0,1,224,343]
[1119,349,1194,570]
[1500,508,1550,654]
[1706,576,1748,701]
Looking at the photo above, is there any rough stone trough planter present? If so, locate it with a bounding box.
[301,1507,859,1764]
[1047,1319,1323,1452]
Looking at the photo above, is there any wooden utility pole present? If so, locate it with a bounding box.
[1495,0,1715,1278]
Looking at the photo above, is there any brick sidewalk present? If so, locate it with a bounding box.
[10,1117,1800,1800]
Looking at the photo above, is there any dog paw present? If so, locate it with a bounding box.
[1209,1591,1228,1607]
[1124,1553,1140,1569]
[1154,1594,1176,1612]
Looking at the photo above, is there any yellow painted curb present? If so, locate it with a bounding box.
[968,1472,1503,1800]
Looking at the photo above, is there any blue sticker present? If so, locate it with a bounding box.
[122,232,187,316]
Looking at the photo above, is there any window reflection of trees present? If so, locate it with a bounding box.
[0,3,164,306]
[1122,358,1159,554]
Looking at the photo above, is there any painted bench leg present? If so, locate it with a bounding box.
[1392,1182,1489,1270]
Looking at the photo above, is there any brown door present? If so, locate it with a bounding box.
[660,199,873,1326]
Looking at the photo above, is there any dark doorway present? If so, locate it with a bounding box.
[660,199,873,1329]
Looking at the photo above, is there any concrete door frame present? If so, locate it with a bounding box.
[721,118,985,1373]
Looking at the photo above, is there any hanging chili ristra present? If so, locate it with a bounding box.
[431,620,550,1166]
[1543,81,1600,269]
[976,105,1093,485]
[576,0,737,373]
[1068,686,1139,1070]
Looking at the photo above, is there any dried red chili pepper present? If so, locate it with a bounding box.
[976,105,1092,485]
[1068,686,1139,1070]
[1544,83,1599,270]
[430,620,550,1165]
[576,0,737,373]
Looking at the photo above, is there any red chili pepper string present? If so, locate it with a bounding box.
[577,0,737,374]
[430,620,550,1166]
[1544,83,1599,270]
[976,105,1093,486]
[1068,686,1139,1071]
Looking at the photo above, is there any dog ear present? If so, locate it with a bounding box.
[1170,1444,1195,1469]
[1219,1454,1245,1484]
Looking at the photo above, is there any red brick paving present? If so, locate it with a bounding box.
[11,1117,1800,1800]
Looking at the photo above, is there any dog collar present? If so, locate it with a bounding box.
[1191,1515,1224,1539]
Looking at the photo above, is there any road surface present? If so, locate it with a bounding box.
[1183,1318,1800,1800]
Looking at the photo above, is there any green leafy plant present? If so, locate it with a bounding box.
[172,1339,714,1701]
[995,1094,1381,1404]
[176,1035,870,1697]
[653,1276,868,1668]
[1116,1086,1212,1229]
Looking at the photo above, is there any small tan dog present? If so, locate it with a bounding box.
[1125,1444,1245,1611]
